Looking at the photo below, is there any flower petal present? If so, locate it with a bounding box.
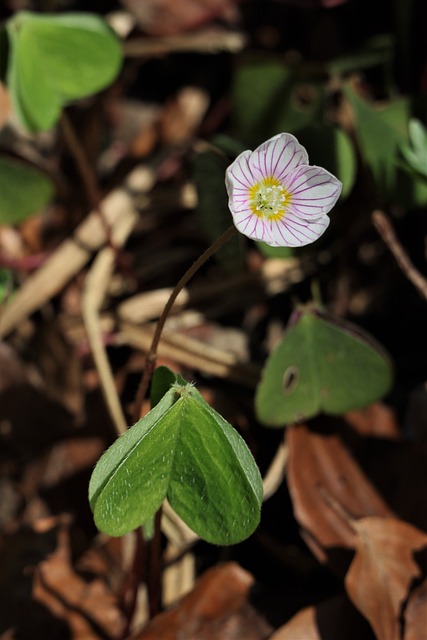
[284,165,342,217]
[232,210,269,244]
[248,133,309,182]
[225,150,255,207]
[266,213,330,247]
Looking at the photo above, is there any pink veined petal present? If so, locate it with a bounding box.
[283,165,342,217]
[248,133,309,182]
[225,150,255,204]
[233,210,275,244]
[266,213,330,247]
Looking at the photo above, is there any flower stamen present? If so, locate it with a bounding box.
[249,176,291,220]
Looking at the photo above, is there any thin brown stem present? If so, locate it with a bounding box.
[61,113,102,212]
[119,531,146,640]
[372,210,427,302]
[60,111,121,257]
[132,225,237,422]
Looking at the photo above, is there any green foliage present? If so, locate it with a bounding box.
[257,243,294,259]
[192,142,244,271]
[344,85,427,206]
[0,156,54,224]
[4,11,122,132]
[328,35,395,76]
[89,370,262,544]
[232,59,324,146]
[0,269,13,305]
[255,306,393,427]
[296,125,356,200]
[400,119,427,180]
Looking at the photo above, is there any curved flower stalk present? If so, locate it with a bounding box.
[225,132,342,247]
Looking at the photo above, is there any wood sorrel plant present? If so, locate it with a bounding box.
[89,133,346,544]
[0,8,390,541]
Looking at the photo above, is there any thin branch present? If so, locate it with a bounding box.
[372,210,427,302]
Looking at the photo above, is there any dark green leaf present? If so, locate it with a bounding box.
[150,365,187,409]
[192,147,243,272]
[328,35,395,75]
[233,59,323,147]
[344,85,408,196]
[296,125,356,199]
[0,156,54,224]
[400,119,427,179]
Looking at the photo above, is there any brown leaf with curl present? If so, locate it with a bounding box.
[345,517,427,640]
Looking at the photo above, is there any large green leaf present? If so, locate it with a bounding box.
[6,11,122,132]
[0,156,54,224]
[255,307,393,427]
[89,379,262,544]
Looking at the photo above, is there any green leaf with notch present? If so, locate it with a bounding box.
[255,307,393,427]
[5,11,122,132]
[89,380,262,544]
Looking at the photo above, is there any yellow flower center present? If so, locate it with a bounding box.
[249,176,291,220]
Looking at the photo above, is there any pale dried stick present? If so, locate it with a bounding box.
[372,210,427,302]
[123,28,246,57]
[0,166,154,337]
[262,439,289,501]
[82,208,137,436]
[119,320,260,388]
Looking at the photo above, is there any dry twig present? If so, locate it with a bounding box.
[372,210,427,302]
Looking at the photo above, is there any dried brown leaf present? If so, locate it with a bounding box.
[26,320,84,419]
[345,517,427,640]
[130,562,272,640]
[122,0,239,36]
[0,342,26,393]
[33,519,124,639]
[286,424,393,564]
[345,402,401,439]
[270,596,375,640]
[404,577,427,640]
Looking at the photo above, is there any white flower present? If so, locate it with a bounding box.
[225,132,342,247]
